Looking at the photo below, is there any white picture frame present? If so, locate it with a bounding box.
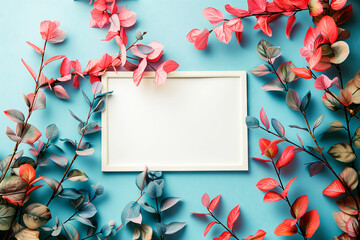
[101,71,248,171]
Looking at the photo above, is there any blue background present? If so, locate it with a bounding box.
[0,0,359,239]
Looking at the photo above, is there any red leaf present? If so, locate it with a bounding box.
[259,138,279,159]
[256,178,279,191]
[227,205,240,230]
[209,194,221,212]
[194,29,210,50]
[186,29,201,43]
[291,195,309,219]
[251,157,271,163]
[201,193,210,208]
[274,219,298,236]
[19,163,36,184]
[264,191,283,202]
[248,0,267,14]
[276,145,295,169]
[260,108,269,130]
[44,55,66,66]
[317,16,338,44]
[214,231,231,240]
[225,4,249,17]
[26,41,44,54]
[26,185,43,195]
[242,229,266,240]
[30,176,47,186]
[235,32,242,45]
[331,0,347,10]
[190,212,210,215]
[256,16,272,37]
[281,177,297,198]
[154,60,180,85]
[21,58,37,81]
[323,179,345,197]
[299,209,320,238]
[204,221,217,236]
[202,7,225,25]
[290,68,312,79]
[285,14,296,38]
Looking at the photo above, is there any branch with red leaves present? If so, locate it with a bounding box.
[191,193,266,240]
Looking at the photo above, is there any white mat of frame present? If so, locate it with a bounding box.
[101,71,248,171]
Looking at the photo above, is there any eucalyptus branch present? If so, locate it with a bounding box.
[46,91,96,207]
[0,40,48,183]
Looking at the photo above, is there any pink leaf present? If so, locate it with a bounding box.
[285,14,296,38]
[53,85,70,99]
[323,179,346,197]
[204,221,217,236]
[186,29,201,43]
[256,178,279,191]
[251,157,271,163]
[308,47,322,70]
[299,209,320,238]
[256,16,272,37]
[263,191,283,202]
[202,7,225,25]
[40,20,66,43]
[133,58,147,86]
[118,8,136,27]
[276,145,296,169]
[21,59,37,81]
[154,60,179,85]
[331,0,347,10]
[225,4,250,17]
[90,9,110,28]
[26,41,44,54]
[227,205,240,230]
[242,229,266,240]
[194,29,210,50]
[260,107,269,130]
[346,218,359,238]
[226,18,244,32]
[281,177,297,198]
[44,55,66,66]
[209,194,221,212]
[201,193,210,208]
[60,57,71,77]
[213,23,233,44]
[147,41,164,62]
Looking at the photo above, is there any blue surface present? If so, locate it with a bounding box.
[0,0,359,239]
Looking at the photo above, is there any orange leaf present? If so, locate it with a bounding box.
[19,163,36,184]
[291,195,309,219]
[299,209,320,238]
[274,219,298,236]
[323,180,345,197]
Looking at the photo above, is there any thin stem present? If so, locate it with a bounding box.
[46,93,96,207]
[155,197,164,240]
[268,60,288,91]
[0,40,48,183]
[269,158,307,240]
[81,232,100,240]
[208,210,239,240]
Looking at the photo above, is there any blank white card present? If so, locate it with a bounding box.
[101,71,248,171]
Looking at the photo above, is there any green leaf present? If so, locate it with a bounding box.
[286,90,301,111]
[277,61,295,84]
[67,169,88,182]
[139,224,153,240]
[322,121,344,135]
[339,167,358,190]
[256,39,272,61]
[0,205,16,231]
[0,176,27,202]
[63,223,80,240]
[4,109,25,123]
[328,142,356,163]
[46,124,59,140]
[313,114,324,131]
[165,222,186,235]
[23,203,51,229]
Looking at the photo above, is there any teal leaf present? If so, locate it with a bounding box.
[63,223,80,240]
[160,197,181,212]
[121,201,141,225]
[165,222,186,235]
[147,181,163,199]
[59,188,82,200]
[300,91,311,112]
[246,116,260,129]
[46,124,59,140]
[139,201,156,213]
[75,216,95,228]
[78,203,97,218]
